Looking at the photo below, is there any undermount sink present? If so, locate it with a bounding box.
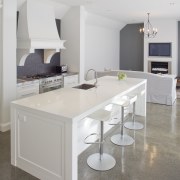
[73,83,96,90]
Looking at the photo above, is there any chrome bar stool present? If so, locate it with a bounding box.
[111,96,134,146]
[124,92,144,130]
[84,109,116,171]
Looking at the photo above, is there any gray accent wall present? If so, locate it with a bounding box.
[178,21,180,77]
[120,23,144,71]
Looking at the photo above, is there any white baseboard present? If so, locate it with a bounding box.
[0,122,10,132]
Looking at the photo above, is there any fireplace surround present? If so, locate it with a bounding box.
[148,61,172,74]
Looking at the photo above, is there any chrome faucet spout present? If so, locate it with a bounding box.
[85,69,98,87]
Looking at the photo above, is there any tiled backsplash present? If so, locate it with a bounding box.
[17,19,61,77]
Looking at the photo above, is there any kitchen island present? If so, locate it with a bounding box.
[11,76,147,180]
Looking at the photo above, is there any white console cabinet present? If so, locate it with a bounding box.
[63,74,79,88]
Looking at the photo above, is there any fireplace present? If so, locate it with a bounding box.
[148,61,171,74]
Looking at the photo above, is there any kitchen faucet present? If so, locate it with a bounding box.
[85,69,98,87]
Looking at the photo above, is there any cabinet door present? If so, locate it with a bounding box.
[64,75,79,88]
[14,110,65,179]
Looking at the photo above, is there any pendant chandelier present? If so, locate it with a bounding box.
[140,13,158,38]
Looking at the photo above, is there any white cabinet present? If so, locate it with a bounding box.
[63,74,78,88]
[17,80,39,99]
[12,109,66,180]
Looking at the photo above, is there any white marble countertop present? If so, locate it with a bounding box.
[61,72,78,76]
[12,76,146,120]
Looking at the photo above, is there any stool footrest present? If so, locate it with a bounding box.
[108,117,121,125]
[84,133,102,144]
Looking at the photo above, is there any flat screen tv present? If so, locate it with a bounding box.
[149,43,171,57]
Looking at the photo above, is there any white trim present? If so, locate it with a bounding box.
[0,122,10,132]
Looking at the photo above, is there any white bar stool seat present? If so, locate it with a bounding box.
[124,91,145,130]
[84,109,116,171]
[111,96,134,146]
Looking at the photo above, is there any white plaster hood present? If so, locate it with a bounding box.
[17,0,66,66]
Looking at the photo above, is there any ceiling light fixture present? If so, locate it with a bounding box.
[139,13,158,38]
[169,2,175,5]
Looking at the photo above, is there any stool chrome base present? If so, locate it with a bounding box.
[87,153,116,171]
[111,134,134,146]
[124,122,144,130]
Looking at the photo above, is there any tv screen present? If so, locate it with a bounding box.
[149,43,171,57]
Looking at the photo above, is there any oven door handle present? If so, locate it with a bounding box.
[20,92,37,97]
[41,84,62,89]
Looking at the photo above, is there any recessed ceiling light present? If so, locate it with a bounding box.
[169,2,175,5]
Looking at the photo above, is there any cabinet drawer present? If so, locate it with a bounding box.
[64,75,79,88]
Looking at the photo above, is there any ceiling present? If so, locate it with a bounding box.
[52,0,180,23]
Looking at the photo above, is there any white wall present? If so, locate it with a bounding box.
[79,7,86,82]
[0,0,17,132]
[61,8,125,81]
[144,19,178,75]
[61,6,86,83]
[85,25,120,72]
[85,13,125,74]
[61,7,81,72]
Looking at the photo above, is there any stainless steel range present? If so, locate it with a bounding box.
[20,74,63,93]
[38,75,63,94]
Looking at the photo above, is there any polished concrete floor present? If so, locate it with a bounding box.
[0,100,180,180]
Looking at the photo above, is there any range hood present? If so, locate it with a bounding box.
[17,0,66,66]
